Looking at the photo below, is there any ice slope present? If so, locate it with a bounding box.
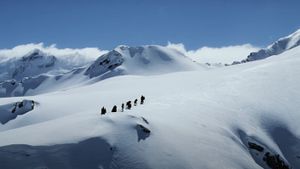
[0,44,299,168]
[0,45,200,97]
[241,29,300,62]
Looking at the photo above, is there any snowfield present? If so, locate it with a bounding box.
[0,32,300,168]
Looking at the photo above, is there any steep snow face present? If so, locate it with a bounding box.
[85,45,200,78]
[85,50,124,78]
[243,29,300,62]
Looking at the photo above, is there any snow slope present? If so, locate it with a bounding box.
[0,44,299,168]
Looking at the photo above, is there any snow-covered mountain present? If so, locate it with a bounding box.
[0,49,90,82]
[0,49,56,81]
[0,45,200,97]
[0,43,299,169]
[0,30,300,169]
[85,45,199,78]
[239,29,300,63]
[0,49,89,97]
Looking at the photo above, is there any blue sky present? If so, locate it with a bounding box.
[0,0,299,50]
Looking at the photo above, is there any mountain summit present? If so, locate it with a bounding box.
[242,29,300,62]
[0,49,57,82]
[85,45,199,78]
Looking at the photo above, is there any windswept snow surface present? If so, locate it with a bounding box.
[0,45,299,168]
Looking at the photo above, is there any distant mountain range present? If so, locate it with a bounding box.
[0,45,199,97]
[1,29,300,97]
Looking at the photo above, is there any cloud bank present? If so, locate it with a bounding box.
[167,42,260,64]
[0,43,108,65]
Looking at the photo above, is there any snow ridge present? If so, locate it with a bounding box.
[232,29,300,64]
[85,45,199,78]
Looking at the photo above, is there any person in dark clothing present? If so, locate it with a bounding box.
[111,105,117,112]
[101,107,107,115]
[126,101,132,110]
[134,99,138,106]
[121,103,124,112]
[140,95,145,104]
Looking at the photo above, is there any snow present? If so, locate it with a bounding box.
[0,40,299,169]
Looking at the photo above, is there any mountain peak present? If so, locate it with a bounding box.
[22,49,47,61]
[243,29,300,62]
[85,45,199,78]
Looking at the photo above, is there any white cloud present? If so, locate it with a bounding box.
[167,42,260,64]
[0,43,108,65]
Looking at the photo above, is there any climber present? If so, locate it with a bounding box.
[140,95,145,104]
[121,103,124,112]
[126,101,132,110]
[101,107,107,115]
[134,99,138,106]
[111,105,117,112]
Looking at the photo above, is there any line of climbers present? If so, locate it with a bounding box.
[101,95,145,115]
